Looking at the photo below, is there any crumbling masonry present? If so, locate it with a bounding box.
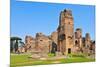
[11,9,95,56]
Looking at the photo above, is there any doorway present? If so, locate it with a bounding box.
[68,48,71,54]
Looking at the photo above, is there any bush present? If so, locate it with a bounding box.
[71,53,85,58]
[48,53,55,57]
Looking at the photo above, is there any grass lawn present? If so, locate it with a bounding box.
[10,54,95,67]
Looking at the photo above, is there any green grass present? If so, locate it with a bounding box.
[48,53,55,57]
[10,54,95,67]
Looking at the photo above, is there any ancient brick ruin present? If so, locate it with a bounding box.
[57,9,74,55]
[11,9,95,57]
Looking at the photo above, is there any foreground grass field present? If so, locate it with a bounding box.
[10,54,95,67]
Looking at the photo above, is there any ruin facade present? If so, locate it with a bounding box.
[57,9,74,55]
[11,9,95,57]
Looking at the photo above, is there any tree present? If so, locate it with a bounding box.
[10,37,22,53]
[14,40,18,53]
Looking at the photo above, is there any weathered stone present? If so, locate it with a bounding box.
[74,28,83,53]
[57,9,74,55]
[51,31,58,44]
[25,36,35,52]
[12,9,95,58]
[25,33,51,58]
[35,32,50,54]
[85,33,91,48]
[75,28,82,47]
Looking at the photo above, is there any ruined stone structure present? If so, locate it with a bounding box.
[57,9,74,55]
[50,32,58,54]
[73,28,83,53]
[24,33,51,57]
[74,32,95,55]
[85,33,91,48]
[90,41,95,54]
[83,33,92,55]
[25,36,35,52]
[11,9,95,58]
[51,31,58,45]
[75,28,82,47]
[35,33,50,54]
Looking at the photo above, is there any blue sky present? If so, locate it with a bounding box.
[11,0,95,41]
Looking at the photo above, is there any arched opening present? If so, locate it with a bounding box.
[75,40,78,46]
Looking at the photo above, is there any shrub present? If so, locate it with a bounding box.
[71,53,85,58]
[48,53,55,57]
